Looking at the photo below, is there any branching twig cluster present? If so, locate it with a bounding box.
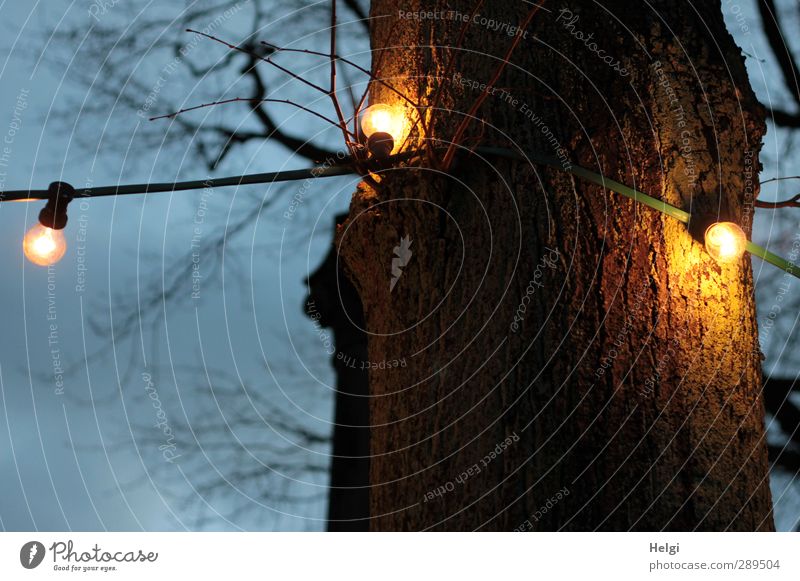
[151,0,547,180]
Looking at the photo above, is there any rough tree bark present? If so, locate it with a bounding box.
[338,0,774,530]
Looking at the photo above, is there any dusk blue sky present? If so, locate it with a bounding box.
[0,0,363,531]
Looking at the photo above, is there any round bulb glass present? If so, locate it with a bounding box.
[359,104,406,142]
[704,221,747,265]
[23,223,67,266]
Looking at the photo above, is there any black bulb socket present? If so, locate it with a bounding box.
[367,132,395,160]
[38,182,74,230]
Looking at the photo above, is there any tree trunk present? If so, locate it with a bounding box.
[338,0,774,531]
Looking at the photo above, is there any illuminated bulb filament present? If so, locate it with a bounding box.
[23,223,67,266]
[704,221,747,265]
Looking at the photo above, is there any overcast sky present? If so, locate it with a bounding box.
[0,0,358,531]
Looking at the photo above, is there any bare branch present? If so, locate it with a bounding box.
[341,0,368,26]
[757,0,800,108]
[242,56,339,161]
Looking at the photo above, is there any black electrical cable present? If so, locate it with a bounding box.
[2,146,797,278]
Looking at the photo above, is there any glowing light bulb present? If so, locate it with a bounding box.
[704,221,747,265]
[360,104,406,140]
[23,223,67,266]
[359,103,409,158]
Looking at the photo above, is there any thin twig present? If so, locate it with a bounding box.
[427,0,485,123]
[343,65,358,112]
[755,193,800,209]
[362,24,431,153]
[760,175,800,185]
[186,28,330,95]
[441,2,545,170]
[347,8,404,173]
[150,97,356,136]
[426,0,485,166]
[260,40,423,113]
[328,0,352,150]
